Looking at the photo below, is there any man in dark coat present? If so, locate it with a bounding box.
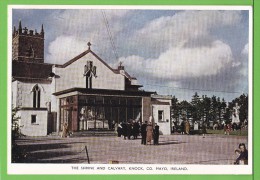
[121,122,127,140]
[127,121,132,140]
[141,121,147,145]
[133,120,140,139]
[117,122,123,137]
[153,123,160,145]
[181,120,185,135]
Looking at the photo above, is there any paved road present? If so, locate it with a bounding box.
[14,134,247,164]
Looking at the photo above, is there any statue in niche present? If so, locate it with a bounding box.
[84,61,97,89]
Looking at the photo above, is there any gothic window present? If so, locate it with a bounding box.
[32,85,40,108]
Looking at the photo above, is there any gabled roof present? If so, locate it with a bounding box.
[55,49,114,71]
[54,49,135,80]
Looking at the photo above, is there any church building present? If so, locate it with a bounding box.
[11,21,172,136]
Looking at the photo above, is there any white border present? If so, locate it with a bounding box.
[7,5,253,175]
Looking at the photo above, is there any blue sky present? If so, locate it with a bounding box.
[12,8,250,102]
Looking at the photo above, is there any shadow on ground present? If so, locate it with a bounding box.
[158,140,185,145]
[13,141,88,163]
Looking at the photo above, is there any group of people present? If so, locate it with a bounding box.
[234,143,248,165]
[141,121,160,145]
[224,123,233,135]
[116,120,160,145]
[116,120,140,140]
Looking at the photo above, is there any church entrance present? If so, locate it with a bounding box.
[78,95,142,131]
[60,96,78,132]
[59,95,142,132]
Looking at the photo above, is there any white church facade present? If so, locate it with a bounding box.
[11,22,172,136]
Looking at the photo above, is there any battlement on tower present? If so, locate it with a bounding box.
[12,21,44,63]
[13,28,44,38]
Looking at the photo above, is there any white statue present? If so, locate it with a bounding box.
[232,103,240,124]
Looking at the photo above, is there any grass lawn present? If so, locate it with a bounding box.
[206,129,248,136]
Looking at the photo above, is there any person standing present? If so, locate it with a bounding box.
[133,120,140,139]
[146,122,153,145]
[61,122,68,138]
[181,120,185,135]
[111,120,116,131]
[185,120,190,135]
[153,123,160,145]
[117,122,122,137]
[224,123,227,135]
[141,121,147,145]
[121,122,127,140]
[114,122,118,135]
[227,123,232,135]
[202,122,207,138]
[127,121,132,140]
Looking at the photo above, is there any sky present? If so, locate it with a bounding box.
[12,7,251,102]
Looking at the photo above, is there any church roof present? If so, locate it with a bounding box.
[12,46,139,86]
[12,61,53,80]
[55,48,135,80]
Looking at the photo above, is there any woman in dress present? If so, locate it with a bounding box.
[146,123,153,145]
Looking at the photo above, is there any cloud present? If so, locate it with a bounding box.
[239,43,249,77]
[242,43,249,55]
[12,8,249,102]
[45,9,130,63]
[46,35,87,64]
[118,40,234,80]
[50,9,129,36]
[132,10,242,53]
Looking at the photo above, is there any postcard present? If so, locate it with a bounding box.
[7,5,252,175]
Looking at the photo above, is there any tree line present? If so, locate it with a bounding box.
[171,92,248,126]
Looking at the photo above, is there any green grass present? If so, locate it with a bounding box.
[206,129,248,136]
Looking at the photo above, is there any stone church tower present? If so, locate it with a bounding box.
[12,20,44,63]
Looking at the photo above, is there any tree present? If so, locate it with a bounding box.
[11,106,27,163]
[201,95,211,123]
[171,96,180,123]
[12,106,21,139]
[191,92,203,122]
[238,94,248,123]
[220,98,227,122]
[209,95,218,122]
[179,100,192,120]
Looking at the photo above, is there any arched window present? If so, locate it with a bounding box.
[32,85,40,108]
